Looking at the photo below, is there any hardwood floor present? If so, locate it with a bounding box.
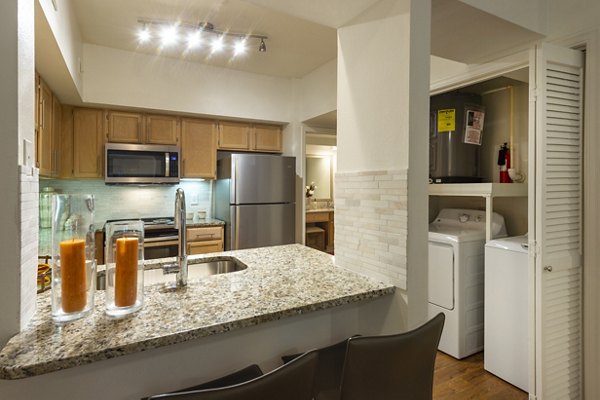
[433,352,528,400]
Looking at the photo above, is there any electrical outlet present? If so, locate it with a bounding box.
[190,193,199,206]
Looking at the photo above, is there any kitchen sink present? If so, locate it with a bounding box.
[97,257,247,289]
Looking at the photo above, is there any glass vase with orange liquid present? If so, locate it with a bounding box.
[105,220,144,318]
[51,194,97,324]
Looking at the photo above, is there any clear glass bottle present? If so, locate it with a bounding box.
[104,220,144,318]
[51,194,96,324]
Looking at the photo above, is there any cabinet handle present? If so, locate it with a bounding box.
[544,265,553,272]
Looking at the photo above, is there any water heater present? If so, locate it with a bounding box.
[430,92,485,183]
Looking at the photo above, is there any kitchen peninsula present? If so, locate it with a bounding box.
[0,244,398,400]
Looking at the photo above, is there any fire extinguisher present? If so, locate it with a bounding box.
[498,143,512,183]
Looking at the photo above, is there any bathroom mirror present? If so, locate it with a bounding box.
[306,156,332,200]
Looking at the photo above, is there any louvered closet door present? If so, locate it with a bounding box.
[533,43,584,399]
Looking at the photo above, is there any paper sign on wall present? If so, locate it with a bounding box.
[463,109,485,145]
[437,109,455,132]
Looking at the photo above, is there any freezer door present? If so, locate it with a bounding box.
[227,204,295,250]
[231,154,295,204]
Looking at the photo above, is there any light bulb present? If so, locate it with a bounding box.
[211,36,224,53]
[233,39,247,56]
[137,27,151,43]
[186,31,201,49]
[160,25,178,46]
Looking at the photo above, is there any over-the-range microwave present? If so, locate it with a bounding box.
[105,143,180,184]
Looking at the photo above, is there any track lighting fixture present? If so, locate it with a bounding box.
[136,18,268,55]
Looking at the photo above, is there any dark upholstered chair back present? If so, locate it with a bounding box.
[147,350,318,400]
[338,313,445,400]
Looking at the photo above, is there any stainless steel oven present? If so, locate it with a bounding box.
[105,217,179,260]
[143,218,179,260]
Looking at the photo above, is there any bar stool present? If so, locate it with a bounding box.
[146,351,318,400]
[306,226,325,251]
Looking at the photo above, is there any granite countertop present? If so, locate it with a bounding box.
[185,218,225,227]
[0,244,394,380]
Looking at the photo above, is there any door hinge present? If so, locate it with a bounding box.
[529,240,540,258]
[530,85,539,102]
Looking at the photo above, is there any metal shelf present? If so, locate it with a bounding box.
[429,183,528,241]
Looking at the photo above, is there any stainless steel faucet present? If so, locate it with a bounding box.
[162,188,188,287]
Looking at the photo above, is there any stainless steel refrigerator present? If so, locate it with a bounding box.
[215,153,296,250]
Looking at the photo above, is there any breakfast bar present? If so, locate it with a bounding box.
[0,244,399,400]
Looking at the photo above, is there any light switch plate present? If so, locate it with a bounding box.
[23,138,33,168]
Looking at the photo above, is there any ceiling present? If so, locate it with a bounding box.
[72,0,338,79]
[43,0,544,120]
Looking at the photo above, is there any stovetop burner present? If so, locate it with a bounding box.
[105,217,175,230]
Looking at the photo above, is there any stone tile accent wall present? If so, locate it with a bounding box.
[335,170,408,290]
[19,166,38,328]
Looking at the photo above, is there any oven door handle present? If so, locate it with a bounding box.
[144,239,179,248]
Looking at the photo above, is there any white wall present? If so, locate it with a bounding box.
[37,0,83,94]
[336,0,430,328]
[337,3,411,172]
[459,0,547,34]
[82,44,293,123]
[0,0,36,347]
[545,0,600,39]
[299,58,337,122]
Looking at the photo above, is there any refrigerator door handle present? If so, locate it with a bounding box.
[231,157,237,204]
[235,209,240,250]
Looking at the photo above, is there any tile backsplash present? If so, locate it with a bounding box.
[39,179,213,224]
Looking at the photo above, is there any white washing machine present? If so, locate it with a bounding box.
[428,208,506,359]
[484,235,529,392]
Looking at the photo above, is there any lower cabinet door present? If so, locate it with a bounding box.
[187,240,223,255]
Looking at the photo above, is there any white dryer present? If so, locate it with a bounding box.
[428,208,506,359]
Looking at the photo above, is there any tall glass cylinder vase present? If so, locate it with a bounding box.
[105,221,144,318]
[51,194,96,324]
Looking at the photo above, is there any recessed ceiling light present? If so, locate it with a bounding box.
[160,25,178,46]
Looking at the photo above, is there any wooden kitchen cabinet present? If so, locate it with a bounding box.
[37,78,54,176]
[306,211,334,253]
[254,124,282,152]
[145,114,179,145]
[73,108,105,178]
[217,121,283,153]
[107,111,144,143]
[218,121,251,150]
[51,95,62,177]
[186,226,224,255]
[181,118,217,179]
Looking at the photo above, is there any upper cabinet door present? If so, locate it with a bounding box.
[107,111,144,143]
[531,43,584,400]
[73,108,105,178]
[181,118,217,179]
[51,95,62,177]
[254,124,282,153]
[37,78,53,176]
[218,121,251,150]
[146,114,179,145]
